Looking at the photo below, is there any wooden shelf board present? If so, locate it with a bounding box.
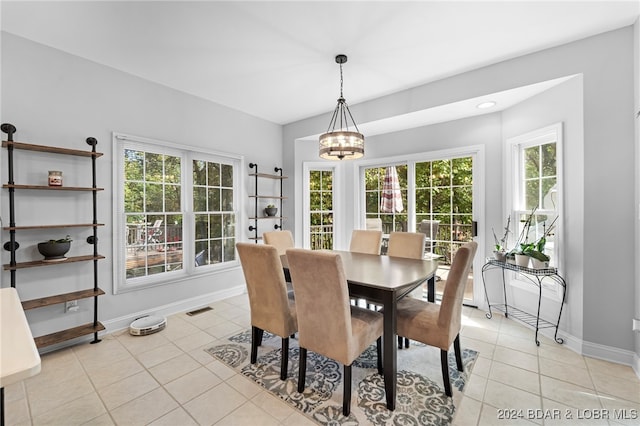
[3,141,103,158]
[3,255,105,271]
[33,322,105,348]
[22,288,105,310]
[3,184,104,191]
[249,216,286,220]
[3,223,105,230]
[249,173,288,180]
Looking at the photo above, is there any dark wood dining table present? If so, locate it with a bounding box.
[281,250,438,411]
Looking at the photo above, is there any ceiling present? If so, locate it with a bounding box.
[1,1,639,127]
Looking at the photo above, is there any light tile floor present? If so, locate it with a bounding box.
[4,293,639,425]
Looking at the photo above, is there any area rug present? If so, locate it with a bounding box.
[205,329,478,425]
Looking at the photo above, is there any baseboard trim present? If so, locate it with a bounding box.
[102,285,246,334]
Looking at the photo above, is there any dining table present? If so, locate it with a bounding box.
[281,250,438,411]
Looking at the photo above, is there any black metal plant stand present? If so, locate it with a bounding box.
[481,259,566,346]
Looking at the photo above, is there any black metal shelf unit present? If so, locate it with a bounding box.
[481,258,567,346]
[248,163,287,242]
[1,123,104,349]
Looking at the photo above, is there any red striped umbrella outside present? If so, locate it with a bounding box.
[380,166,404,213]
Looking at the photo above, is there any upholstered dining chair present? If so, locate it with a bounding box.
[349,229,383,255]
[236,242,298,380]
[395,241,477,397]
[263,230,294,256]
[387,231,426,349]
[286,248,384,416]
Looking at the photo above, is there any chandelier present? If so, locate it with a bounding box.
[319,54,364,160]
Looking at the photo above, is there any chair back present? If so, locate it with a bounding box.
[263,230,295,256]
[236,243,296,337]
[387,232,425,259]
[418,220,440,252]
[349,229,382,255]
[286,248,354,365]
[438,241,477,332]
[365,218,383,231]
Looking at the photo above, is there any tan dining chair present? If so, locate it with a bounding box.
[395,241,477,397]
[387,231,426,349]
[286,248,384,416]
[263,230,294,256]
[349,229,383,255]
[236,242,298,380]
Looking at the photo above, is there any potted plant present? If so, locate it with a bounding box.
[264,203,278,217]
[492,215,511,262]
[37,235,72,262]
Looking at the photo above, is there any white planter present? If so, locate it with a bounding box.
[530,258,549,269]
[493,251,507,262]
[515,254,530,268]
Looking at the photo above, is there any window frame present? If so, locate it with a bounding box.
[506,123,564,300]
[302,162,339,249]
[113,132,243,294]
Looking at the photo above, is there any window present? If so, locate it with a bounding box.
[308,169,334,250]
[114,134,241,293]
[364,165,408,233]
[508,123,563,297]
[510,124,562,268]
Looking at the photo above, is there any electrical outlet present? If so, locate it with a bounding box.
[65,300,79,313]
[633,318,640,332]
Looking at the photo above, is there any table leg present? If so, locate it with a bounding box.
[426,275,435,303]
[382,291,396,411]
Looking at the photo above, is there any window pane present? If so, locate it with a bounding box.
[452,157,472,185]
[223,238,235,261]
[432,187,451,213]
[210,214,222,238]
[145,183,163,212]
[221,164,233,187]
[208,163,220,186]
[210,240,222,263]
[124,150,144,181]
[542,177,558,210]
[165,184,181,211]
[432,160,450,187]
[221,189,233,211]
[452,186,472,213]
[165,155,181,184]
[145,153,164,182]
[541,143,556,176]
[208,188,220,212]
[195,214,208,239]
[310,191,321,210]
[415,162,430,187]
[193,160,206,185]
[322,192,333,210]
[124,182,144,212]
[525,180,540,210]
[321,171,333,190]
[309,171,320,189]
[193,187,206,211]
[524,146,540,179]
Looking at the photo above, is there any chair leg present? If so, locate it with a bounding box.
[440,349,452,397]
[376,337,383,375]
[454,334,464,372]
[280,337,289,380]
[343,364,352,416]
[297,347,307,393]
[404,337,410,348]
[251,326,262,364]
[397,336,403,349]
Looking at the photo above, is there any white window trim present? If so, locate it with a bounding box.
[302,162,340,249]
[112,132,244,294]
[505,123,564,301]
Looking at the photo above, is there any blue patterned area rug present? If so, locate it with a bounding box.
[205,329,478,425]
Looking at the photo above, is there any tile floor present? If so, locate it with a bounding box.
[3,293,639,425]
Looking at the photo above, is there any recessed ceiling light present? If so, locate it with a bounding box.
[476,101,496,109]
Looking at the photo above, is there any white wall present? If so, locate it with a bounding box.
[284,26,637,360]
[502,76,584,342]
[1,33,283,342]
[634,16,640,374]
